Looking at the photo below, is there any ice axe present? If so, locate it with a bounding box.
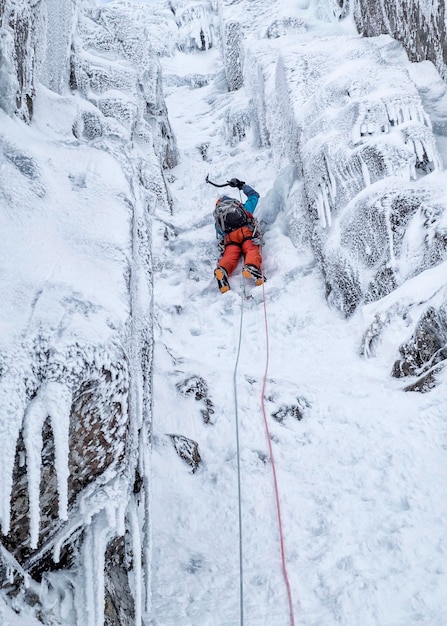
[205,174,230,188]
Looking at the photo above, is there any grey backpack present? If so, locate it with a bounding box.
[213,198,250,234]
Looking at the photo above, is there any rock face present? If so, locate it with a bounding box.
[351,0,447,79]
[343,0,447,386]
[0,0,44,119]
[244,3,447,389]
[0,0,178,624]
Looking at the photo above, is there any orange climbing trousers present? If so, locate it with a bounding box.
[217,225,262,276]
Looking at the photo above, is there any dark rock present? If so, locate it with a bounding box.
[403,362,445,392]
[271,397,309,424]
[176,376,215,424]
[176,376,208,401]
[104,536,134,626]
[224,21,243,92]
[392,306,447,383]
[168,435,202,473]
[351,1,447,78]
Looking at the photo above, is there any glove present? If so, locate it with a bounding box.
[228,178,245,190]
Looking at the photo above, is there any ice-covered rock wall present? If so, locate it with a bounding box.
[247,33,443,304]
[0,0,45,119]
[235,2,447,390]
[350,0,447,79]
[0,0,179,624]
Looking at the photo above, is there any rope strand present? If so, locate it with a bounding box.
[233,279,245,625]
[260,274,296,626]
[232,265,295,626]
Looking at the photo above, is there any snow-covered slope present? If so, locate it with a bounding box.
[149,0,447,624]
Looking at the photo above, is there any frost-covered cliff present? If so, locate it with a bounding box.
[239,1,447,391]
[0,0,177,624]
[350,0,447,79]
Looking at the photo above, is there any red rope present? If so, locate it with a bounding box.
[261,277,296,626]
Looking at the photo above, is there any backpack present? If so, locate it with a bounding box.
[213,198,250,234]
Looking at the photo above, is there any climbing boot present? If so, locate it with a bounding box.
[214,267,230,293]
[242,264,265,286]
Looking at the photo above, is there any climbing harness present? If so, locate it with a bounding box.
[232,265,295,626]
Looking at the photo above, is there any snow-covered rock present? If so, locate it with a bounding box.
[351,0,447,79]
[0,0,46,120]
[243,10,447,386]
[0,0,178,623]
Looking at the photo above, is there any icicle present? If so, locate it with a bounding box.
[385,103,393,126]
[23,391,49,549]
[327,164,337,201]
[138,432,152,618]
[53,536,63,565]
[128,503,142,626]
[321,182,332,228]
[403,104,410,122]
[383,195,396,270]
[352,120,360,144]
[0,377,26,536]
[6,566,13,584]
[360,157,371,187]
[47,382,72,522]
[422,137,441,170]
[413,139,425,162]
[79,522,95,626]
[116,500,126,537]
[74,509,120,626]
[315,188,326,228]
[77,518,99,626]
[23,382,72,548]
[91,515,108,626]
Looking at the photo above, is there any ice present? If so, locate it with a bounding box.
[128,503,142,626]
[76,512,108,626]
[23,385,60,549]
[173,1,216,52]
[223,21,244,91]
[39,0,74,94]
[0,375,26,536]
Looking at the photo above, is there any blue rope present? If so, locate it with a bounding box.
[233,280,245,625]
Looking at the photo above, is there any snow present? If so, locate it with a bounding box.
[0,101,132,542]
[0,593,43,626]
[148,1,447,624]
[2,0,447,624]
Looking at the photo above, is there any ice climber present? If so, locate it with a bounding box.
[213,178,264,293]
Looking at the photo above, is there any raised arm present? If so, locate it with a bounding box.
[242,183,260,215]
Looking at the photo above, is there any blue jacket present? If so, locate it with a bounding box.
[215,183,260,238]
[240,183,260,215]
